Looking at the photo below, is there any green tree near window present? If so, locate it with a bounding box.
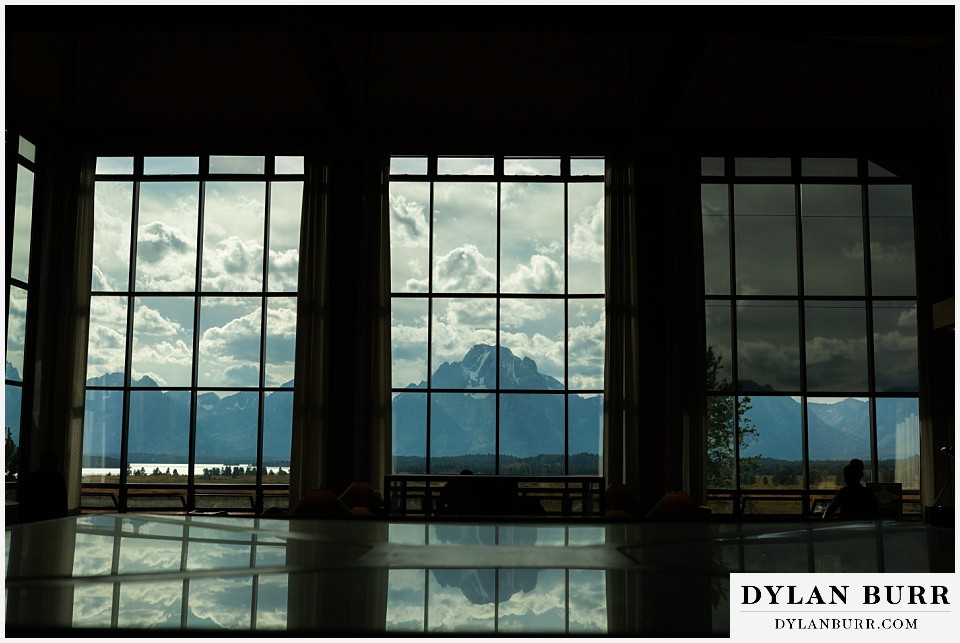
[706,347,761,489]
[5,427,19,479]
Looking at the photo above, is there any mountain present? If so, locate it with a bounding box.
[82,373,293,464]
[393,345,602,459]
[741,396,911,461]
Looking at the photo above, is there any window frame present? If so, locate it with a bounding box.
[700,155,921,516]
[82,154,304,513]
[388,154,606,477]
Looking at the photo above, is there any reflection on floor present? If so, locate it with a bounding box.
[4,514,954,635]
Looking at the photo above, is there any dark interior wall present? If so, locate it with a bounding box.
[6,7,954,501]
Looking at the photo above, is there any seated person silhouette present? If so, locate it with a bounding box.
[18,449,68,523]
[822,458,879,520]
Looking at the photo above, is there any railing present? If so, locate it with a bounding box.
[384,474,605,518]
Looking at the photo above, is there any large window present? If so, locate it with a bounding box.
[5,135,39,494]
[82,155,303,512]
[701,156,920,514]
[389,156,605,476]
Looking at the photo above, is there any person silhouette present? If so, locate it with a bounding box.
[18,449,68,523]
[822,458,879,520]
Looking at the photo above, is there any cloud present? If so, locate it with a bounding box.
[269,248,299,290]
[137,220,191,263]
[503,254,563,293]
[198,306,263,386]
[390,193,429,247]
[869,240,915,266]
[134,304,183,336]
[568,308,605,389]
[873,330,917,353]
[434,245,496,292]
[569,198,604,262]
[737,339,800,389]
[203,236,264,291]
[186,577,254,629]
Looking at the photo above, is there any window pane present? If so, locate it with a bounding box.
[735,216,797,294]
[431,299,496,385]
[202,182,266,292]
[876,398,919,488]
[96,157,134,174]
[264,297,297,387]
[504,157,560,175]
[437,157,494,175]
[801,184,862,216]
[802,216,865,295]
[807,397,871,488]
[567,182,604,294]
[386,569,425,632]
[569,570,607,633]
[733,184,795,215]
[736,302,800,391]
[735,157,791,176]
[186,577,253,628]
[873,302,918,392]
[393,392,426,473]
[433,183,498,293]
[196,391,259,469]
[144,156,199,174]
[428,567,496,632]
[804,302,868,392]
[275,156,304,174]
[11,165,35,283]
[135,182,200,291]
[500,393,563,472]
[568,299,604,390]
[742,396,803,488]
[498,568,566,632]
[868,161,897,178]
[255,573,289,630]
[869,186,915,296]
[734,186,796,295]
[5,286,28,382]
[82,389,124,483]
[131,296,195,387]
[500,299,564,389]
[707,395,735,489]
[210,155,265,174]
[86,296,128,381]
[430,393,495,473]
[569,393,602,474]
[263,390,293,473]
[701,184,730,294]
[501,183,564,294]
[701,157,724,176]
[268,182,303,292]
[390,157,427,175]
[389,181,431,293]
[128,389,191,467]
[117,581,183,627]
[392,297,429,389]
[801,158,858,177]
[705,302,732,390]
[197,297,261,388]
[571,158,604,176]
[5,385,22,479]
[869,218,916,296]
[92,181,133,291]
[18,136,36,162]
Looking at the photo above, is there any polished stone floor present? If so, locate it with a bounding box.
[4,514,954,635]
